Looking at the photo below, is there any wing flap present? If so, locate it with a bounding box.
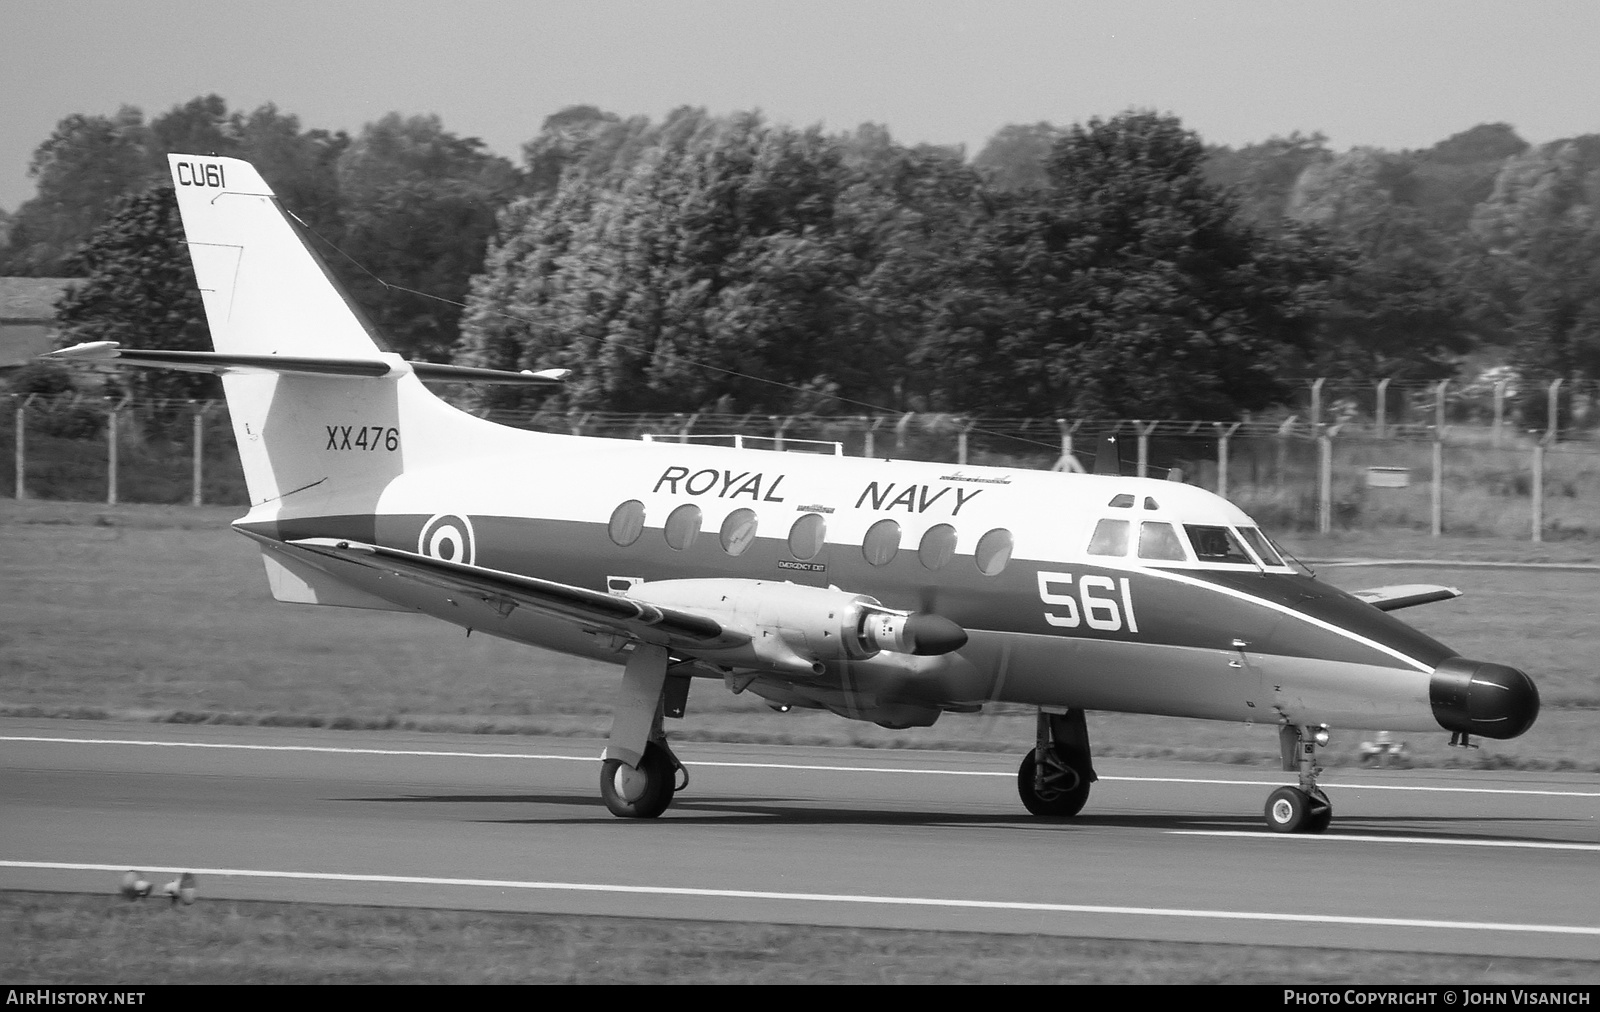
[286,537,728,643]
[1350,584,1462,611]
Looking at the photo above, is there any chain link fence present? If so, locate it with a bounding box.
[7,391,1599,541]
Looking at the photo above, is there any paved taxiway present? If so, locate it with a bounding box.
[2,718,1596,960]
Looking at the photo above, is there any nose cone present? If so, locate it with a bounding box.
[1430,657,1540,740]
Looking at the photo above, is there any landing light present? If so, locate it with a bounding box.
[1312,726,1331,747]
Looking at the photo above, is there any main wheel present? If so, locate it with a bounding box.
[600,741,676,818]
[1265,786,1312,832]
[1018,748,1091,818]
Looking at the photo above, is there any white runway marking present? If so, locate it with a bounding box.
[1102,775,1600,798]
[1168,831,1600,852]
[0,734,594,763]
[3,860,1596,938]
[6,735,1597,797]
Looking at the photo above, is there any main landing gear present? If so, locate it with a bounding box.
[601,738,688,818]
[1265,724,1333,833]
[600,643,689,819]
[1018,709,1098,818]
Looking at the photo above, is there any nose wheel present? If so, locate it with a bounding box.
[1017,709,1097,818]
[1265,785,1332,833]
[1266,724,1333,833]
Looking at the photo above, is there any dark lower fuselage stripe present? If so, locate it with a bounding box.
[239,513,1455,673]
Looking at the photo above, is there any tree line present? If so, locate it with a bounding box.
[4,96,1597,422]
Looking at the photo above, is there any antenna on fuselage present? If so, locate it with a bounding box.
[1092,434,1124,476]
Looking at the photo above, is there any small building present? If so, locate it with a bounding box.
[0,277,76,377]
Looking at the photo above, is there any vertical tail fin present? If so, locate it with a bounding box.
[168,155,386,359]
[169,155,412,511]
[165,155,551,519]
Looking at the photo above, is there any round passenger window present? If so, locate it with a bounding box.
[974,528,1013,576]
[788,512,826,561]
[862,519,901,567]
[720,508,759,556]
[608,500,645,547]
[918,524,957,570]
[663,503,702,551]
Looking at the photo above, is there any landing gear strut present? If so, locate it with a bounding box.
[1265,724,1332,833]
[600,643,689,819]
[1018,709,1097,818]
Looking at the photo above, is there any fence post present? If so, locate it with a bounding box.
[1432,381,1448,537]
[1276,416,1297,488]
[1214,422,1241,499]
[1134,420,1158,477]
[1318,428,1334,534]
[1492,379,1508,447]
[862,415,885,458]
[956,418,975,465]
[1531,440,1544,544]
[895,412,913,455]
[189,401,205,507]
[1374,377,1390,439]
[1546,378,1563,445]
[1530,382,1563,543]
[770,415,791,452]
[13,394,31,501]
[1053,418,1083,471]
[106,400,120,506]
[1310,378,1325,431]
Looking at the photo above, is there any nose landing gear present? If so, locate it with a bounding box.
[1018,709,1097,818]
[1265,724,1332,833]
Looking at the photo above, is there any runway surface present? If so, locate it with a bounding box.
[2,718,1597,960]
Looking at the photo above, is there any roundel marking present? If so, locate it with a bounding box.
[419,513,477,566]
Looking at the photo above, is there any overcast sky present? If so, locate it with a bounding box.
[3,0,1598,212]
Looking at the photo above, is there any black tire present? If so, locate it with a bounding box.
[1304,789,1333,834]
[600,741,676,818]
[1265,786,1311,832]
[1017,749,1091,818]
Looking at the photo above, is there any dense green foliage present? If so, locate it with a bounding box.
[6,96,1600,423]
[1205,124,1600,415]
[53,186,213,405]
[1,96,504,363]
[459,111,1339,419]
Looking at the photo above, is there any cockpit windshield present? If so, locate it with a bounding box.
[1237,527,1283,567]
[1183,525,1254,566]
[1085,508,1306,574]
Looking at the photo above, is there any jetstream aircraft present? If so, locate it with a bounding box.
[49,155,1540,833]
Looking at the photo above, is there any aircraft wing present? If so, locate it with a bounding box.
[285,537,730,646]
[1349,584,1462,611]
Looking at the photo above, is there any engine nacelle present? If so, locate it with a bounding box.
[628,578,967,677]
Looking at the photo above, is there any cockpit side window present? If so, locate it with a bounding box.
[1184,524,1254,566]
[1087,519,1131,556]
[1238,527,1285,567]
[1137,521,1187,561]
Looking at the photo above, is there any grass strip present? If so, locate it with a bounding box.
[3,892,1596,985]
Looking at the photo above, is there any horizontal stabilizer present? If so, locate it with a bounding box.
[286,537,727,644]
[44,342,569,385]
[1350,584,1462,612]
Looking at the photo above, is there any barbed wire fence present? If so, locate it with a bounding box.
[6,376,1600,541]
